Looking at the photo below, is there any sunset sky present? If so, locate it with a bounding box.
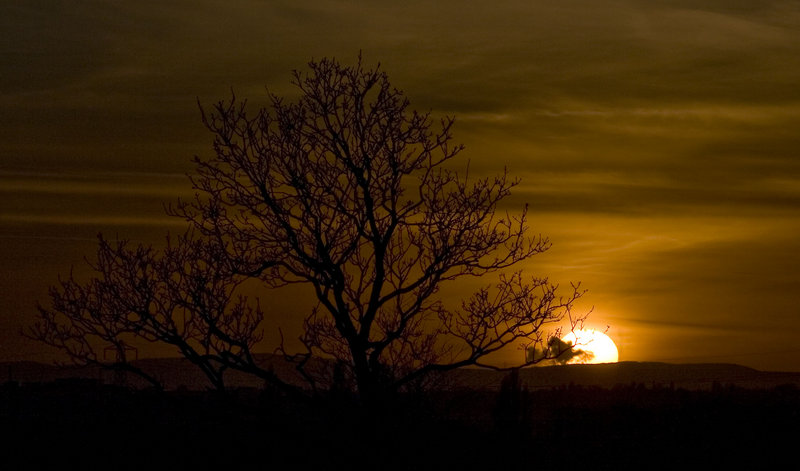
[2,0,800,371]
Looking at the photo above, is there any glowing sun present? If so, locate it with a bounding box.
[561,329,619,364]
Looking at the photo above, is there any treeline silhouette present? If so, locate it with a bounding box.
[2,376,798,469]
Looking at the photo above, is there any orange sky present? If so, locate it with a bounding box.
[2,0,800,370]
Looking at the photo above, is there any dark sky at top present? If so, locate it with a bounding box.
[2,0,800,370]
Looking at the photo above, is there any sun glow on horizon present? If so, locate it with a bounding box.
[562,329,620,364]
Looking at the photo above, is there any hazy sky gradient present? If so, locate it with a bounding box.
[2,0,799,370]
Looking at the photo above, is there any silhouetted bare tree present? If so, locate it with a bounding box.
[170,56,586,402]
[31,56,586,401]
[27,232,290,392]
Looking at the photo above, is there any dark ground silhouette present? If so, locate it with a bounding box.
[2,374,798,469]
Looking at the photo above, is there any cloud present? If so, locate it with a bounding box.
[0,170,191,228]
[0,170,189,197]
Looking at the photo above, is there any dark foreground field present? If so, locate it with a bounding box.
[2,376,799,470]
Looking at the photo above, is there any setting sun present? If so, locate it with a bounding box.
[562,329,619,364]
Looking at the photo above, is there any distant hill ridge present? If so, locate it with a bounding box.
[3,356,799,391]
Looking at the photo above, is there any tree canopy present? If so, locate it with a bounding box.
[30,56,587,400]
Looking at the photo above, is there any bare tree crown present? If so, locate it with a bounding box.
[174,57,583,392]
[32,57,585,397]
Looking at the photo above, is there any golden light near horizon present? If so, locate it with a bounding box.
[562,329,620,364]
